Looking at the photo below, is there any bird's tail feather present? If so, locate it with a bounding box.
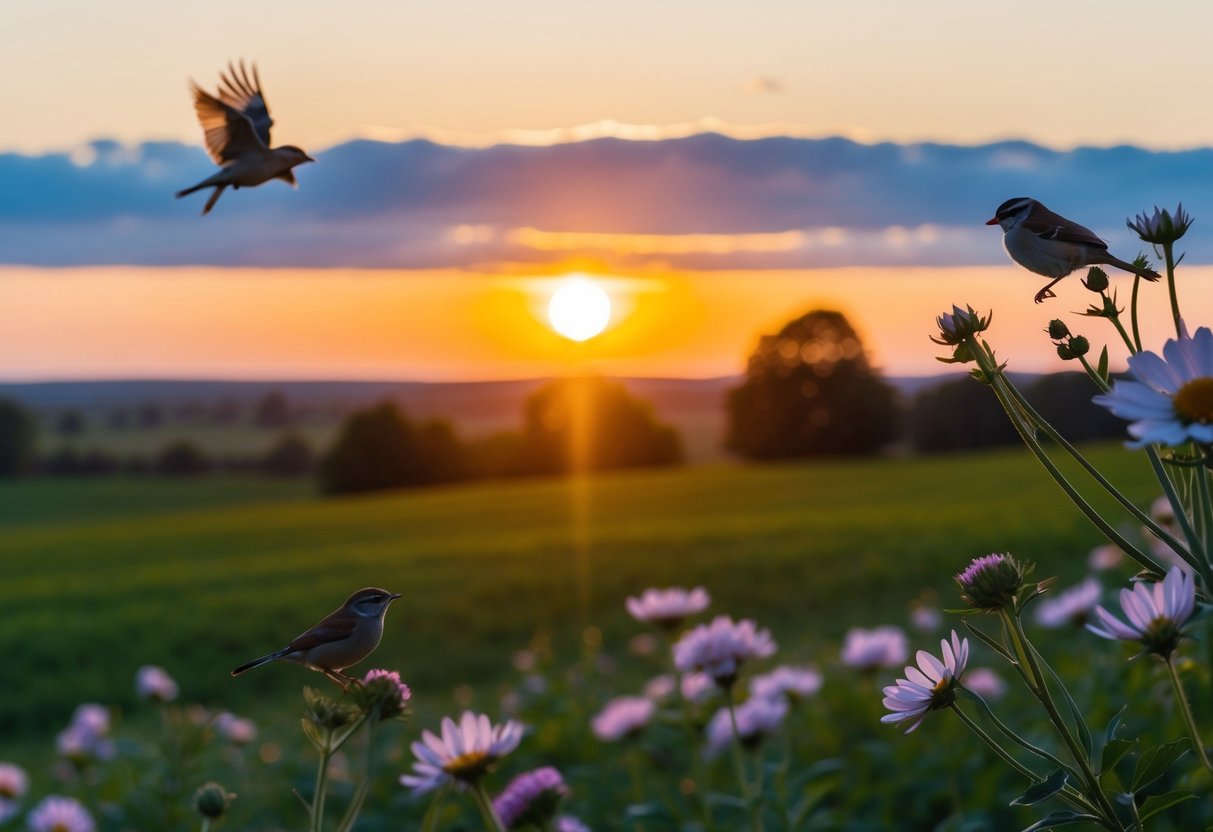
[202,185,227,215]
[1106,255,1161,282]
[231,649,288,677]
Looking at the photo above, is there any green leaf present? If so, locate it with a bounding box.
[1020,810,1100,830]
[1011,769,1068,806]
[1034,644,1092,756]
[1104,707,1124,743]
[1139,789,1198,821]
[1097,346,1109,383]
[1132,739,1190,791]
[1101,737,1137,774]
[962,619,1013,662]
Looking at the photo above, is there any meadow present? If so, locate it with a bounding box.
[0,445,1190,829]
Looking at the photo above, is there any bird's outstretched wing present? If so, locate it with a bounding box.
[191,84,266,164]
[216,61,274,147]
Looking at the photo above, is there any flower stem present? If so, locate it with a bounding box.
[311,732,333,832]
[335,715,381,832]
[470,780,506,832]
[1163,242,1182,339]
[1165,656,1213,776]
[1001,612,1123,830]
[950,703,1036,779]
[1129,277,1143,354]
[724,687,763,832]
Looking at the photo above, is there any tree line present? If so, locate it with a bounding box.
[0,309,1128,493]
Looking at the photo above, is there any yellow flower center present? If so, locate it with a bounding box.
[1172,377,1213,424]
[443,750,494,781]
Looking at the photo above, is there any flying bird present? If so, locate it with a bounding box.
[986,197,1159,302]
[176,61,314,215]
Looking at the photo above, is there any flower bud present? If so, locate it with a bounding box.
[194,782,234,819]
[1127,203,1193,244]
[931,304,991,346]
[1082,267,1109,293]
[1047,319,1070,340]
[955,554,1032,611]
[1068,335,1089,357]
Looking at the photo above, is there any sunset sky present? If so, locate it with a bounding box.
[5,1,1213,382]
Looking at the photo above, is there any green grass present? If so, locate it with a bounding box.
[0,443,1160,738]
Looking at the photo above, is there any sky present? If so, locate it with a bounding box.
[4,1,1213,382]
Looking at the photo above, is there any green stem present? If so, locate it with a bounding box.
[335,716,381,832]
[1002,612,1123,830]
[200,820,211,832]
[1001,372,1196,571]
[1129,278,1143,354]
[983,372,1164,576]
[311,731,334,832]
[724,687,763,832]
[626,745,648,832]
[1165,656,1213,776]
[1163,242,1182,339]
[950,704,1040,781]
[670,653,717,831]
[470,780,506,832]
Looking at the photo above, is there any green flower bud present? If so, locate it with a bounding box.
[955,554,1032,611]
[1082,267,1109,293]
[194,782,234,819]
[1047,319,1070,340]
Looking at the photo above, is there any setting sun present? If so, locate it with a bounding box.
[547,276,612,342]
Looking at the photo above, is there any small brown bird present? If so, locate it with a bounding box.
[231,588,401,687]
[176,60,314,215]
[986,197,1160,302]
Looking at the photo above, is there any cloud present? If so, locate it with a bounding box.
[2,133,1212,269]
[741,75,784,95]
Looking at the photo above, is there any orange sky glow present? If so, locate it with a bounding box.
[5,264,1209,383]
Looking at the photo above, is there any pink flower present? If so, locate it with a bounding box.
[135,665,179,703]
[840,626,907,670]
[492,767,569,829]
[626,587,710,631]
[591,696,655,742]
[1088,567,1196,657]
[27,796,95,832]
[400,712,523,793]
[673,616,776,687]
[881,631,968,734]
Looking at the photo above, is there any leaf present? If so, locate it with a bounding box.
[1132,739,1190,791]
[1019,810,1100,831]
[1100,737,1137,774]
[962,619,1014,662]
[1139,789,1199,821]
[1011,769,1068,806]
[1104,707,1124,743]
[623,801,674,821]
[1034,644,1091,756]
[1097,346,1109,383]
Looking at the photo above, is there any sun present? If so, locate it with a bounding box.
[547,276,612,342]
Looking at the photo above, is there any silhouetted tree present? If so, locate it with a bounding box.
[725,310,901,459]
[910,378,1019,453]
[155,440,210,476]
[261,433,315,476]
[319,401,469,495]
[0,398,37,476]
[254,391,292,429]
[514,377,682,475]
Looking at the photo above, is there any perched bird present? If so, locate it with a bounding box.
[176,61,313,215]
[231,588,402,687]
[986,197,1159,302]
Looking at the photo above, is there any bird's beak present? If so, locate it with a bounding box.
[389,593,403,600]
[985,217,999,225]
[304,155,316,164]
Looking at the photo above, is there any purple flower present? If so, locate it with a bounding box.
[1127,203,1193,244]
[840,626,908,670]
[27,796,95,832]
[1035,577,1102,628]
[626,587,710,631]
[0,762,28,823]
[359,668,412,718]
[400,712,523,793]
[590,696,655,742]
[704,696,788,755]
[955,553,1029,611]
[555,816,591,832]
[56,705,114,764]
[492,767,569,829]
[135,665,179,703]
[673,615,776,687]
[213,711,257,745]
[1093,324,1213,448]
[881,631,969,734]
[749,665,822,702]
[1087,567,1196,658]
[963,667,1007,700]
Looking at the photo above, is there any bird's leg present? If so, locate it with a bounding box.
[1034,277,1064,304]
[320,668,354,689]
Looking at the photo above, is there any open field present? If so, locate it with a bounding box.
[0,444,1159,735]
[6,445,1203,830]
